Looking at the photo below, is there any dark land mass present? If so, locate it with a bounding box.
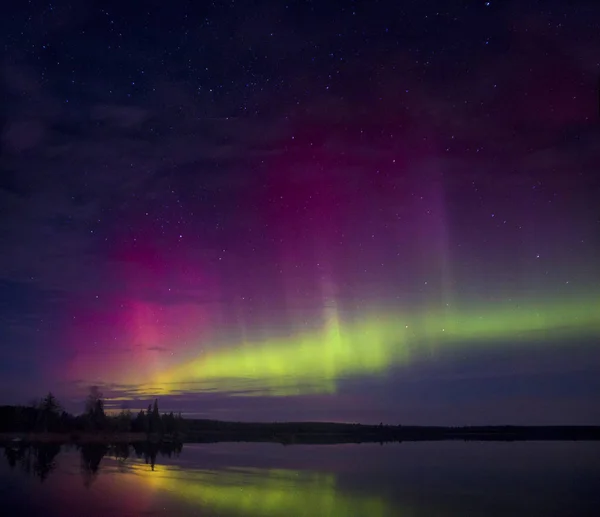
[181,420,600,444]
[2,421,600,446]
[2,399,600,446]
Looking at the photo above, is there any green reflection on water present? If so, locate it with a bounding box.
[128,463,398,517]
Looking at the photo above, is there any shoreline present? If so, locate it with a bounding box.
[0,432,152,444]
[2,424,600,445]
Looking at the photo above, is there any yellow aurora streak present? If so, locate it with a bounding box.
[124,463,397,517]
[146,296,599,396]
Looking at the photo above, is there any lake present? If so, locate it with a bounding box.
[1,440,599,516]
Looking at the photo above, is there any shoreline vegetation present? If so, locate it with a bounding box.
[2,389,600,446]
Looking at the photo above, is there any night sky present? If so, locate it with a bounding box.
[1,0,599,424]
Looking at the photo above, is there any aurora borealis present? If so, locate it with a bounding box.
[1,0,600,424]
[146,296,600,398]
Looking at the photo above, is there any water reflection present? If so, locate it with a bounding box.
[1,441,599,516]
[130,464,392,517]
[3,441,183,486]
[1,442,398,515]
[4,443,61,482]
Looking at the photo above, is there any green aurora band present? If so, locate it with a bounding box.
[149,295,600,396]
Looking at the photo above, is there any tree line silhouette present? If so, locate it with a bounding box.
[0,387,185,437]
[3,389,600,446]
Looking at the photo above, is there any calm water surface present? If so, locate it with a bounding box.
[1,441,599,516]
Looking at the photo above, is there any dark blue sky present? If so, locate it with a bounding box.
[0,0,599,423]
